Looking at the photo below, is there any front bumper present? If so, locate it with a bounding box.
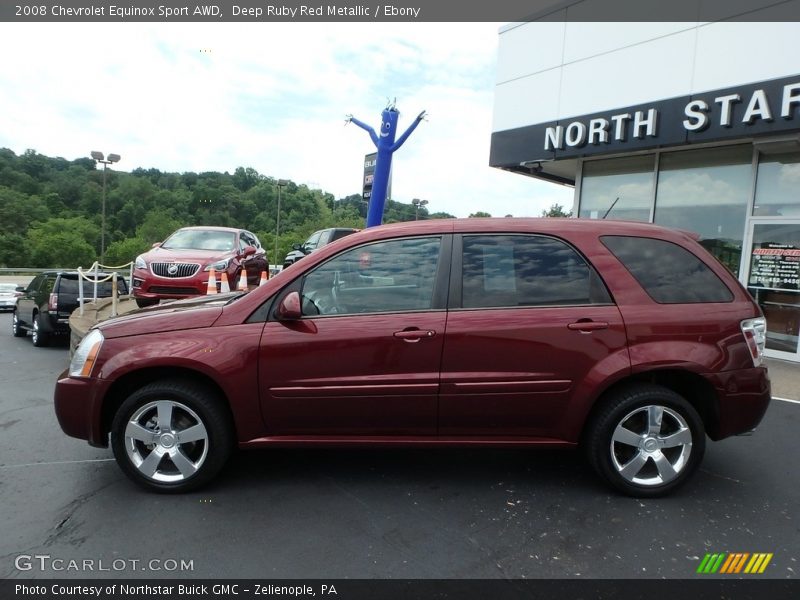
[53,370,112,447]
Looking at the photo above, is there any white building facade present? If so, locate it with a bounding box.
[491,6,800,362]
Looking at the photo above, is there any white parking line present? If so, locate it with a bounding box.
[0,458,115,469]
[774,396,800,405]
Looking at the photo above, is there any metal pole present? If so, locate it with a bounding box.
[111,272,118,317]
[101,163,107,264]
[78,268,85,317]
[274,185,282,269]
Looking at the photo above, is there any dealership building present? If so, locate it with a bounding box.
[491,7,800,362]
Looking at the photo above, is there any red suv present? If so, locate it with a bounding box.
[55,219,770,496]
[132,226,268,307]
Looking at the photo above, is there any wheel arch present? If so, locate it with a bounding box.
[580,369,719,445]
[101,367,237,442]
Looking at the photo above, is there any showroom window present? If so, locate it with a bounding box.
[461,234,610,308]
[301,237,441,316]
[578,155,655,222]
[753,150,800,217]
[654,145,753,274]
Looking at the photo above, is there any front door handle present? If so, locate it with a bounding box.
[393,329,436,342]
[567,320,608,332]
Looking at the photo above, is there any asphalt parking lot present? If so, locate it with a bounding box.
[0,311,798,581]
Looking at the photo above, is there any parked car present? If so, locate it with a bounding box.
[132,226,269,308]
[283,227,359,268]
[14,271,128,347]
[0,282,22,311]
[55,218,770,496]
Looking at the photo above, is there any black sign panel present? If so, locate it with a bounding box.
[362,152,376,201]
[490,73,800,170]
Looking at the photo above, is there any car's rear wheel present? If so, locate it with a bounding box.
[585,384,705,498]
[12,310,26,337]
[111,379,234,493]
[31,313,49,347]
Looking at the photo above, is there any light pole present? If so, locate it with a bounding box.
[412,198,429,220]
[91,151,121,264]
[274,179,289,268]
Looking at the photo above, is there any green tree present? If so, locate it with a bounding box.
[27,217,99,268]
[540,203,572,218]
[105,237,151,266]
[469,211,492,218]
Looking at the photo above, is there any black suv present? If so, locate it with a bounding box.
[283,227,359,269]
[13,271,128,347]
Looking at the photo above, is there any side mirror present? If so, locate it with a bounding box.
[15,286,25,293]
[275,291,302,321]
[242,245,257,258]
[151,242,162,248]
[292,243,303,251]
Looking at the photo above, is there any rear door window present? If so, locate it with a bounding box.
[460,234,611,308]
[601,235,734,303]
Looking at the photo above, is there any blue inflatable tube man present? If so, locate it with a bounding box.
[347,104,426,227]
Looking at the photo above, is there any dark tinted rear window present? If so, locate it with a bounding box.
[58,276,129,296]
[601,236,734,304]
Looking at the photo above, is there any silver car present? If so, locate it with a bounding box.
[0,282,21,311]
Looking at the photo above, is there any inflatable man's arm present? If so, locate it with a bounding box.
[346,114,379,147]
[390,110,426,152]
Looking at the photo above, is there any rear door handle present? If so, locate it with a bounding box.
[393,329,436,342]
[567,320,608,332]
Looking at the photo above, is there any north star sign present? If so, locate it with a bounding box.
[489,74,800,168]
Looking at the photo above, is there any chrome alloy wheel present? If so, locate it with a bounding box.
[32,318,40,344]
[610,405,693,486]
[124,400,209,483]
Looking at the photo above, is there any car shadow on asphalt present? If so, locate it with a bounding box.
[216,446,602,494]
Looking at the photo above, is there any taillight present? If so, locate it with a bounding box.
[48,293,58,311]
[740,317,766,366]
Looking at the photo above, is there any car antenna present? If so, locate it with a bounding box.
[602,197,620,220]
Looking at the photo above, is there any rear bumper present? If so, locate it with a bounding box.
[705,366,771,440]
[53,370,111,447]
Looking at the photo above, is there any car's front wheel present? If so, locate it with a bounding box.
[585,384,705,498]
[11,310,26,337]
[111,379,234,493]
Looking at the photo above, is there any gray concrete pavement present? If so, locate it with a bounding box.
[0,312,797,580]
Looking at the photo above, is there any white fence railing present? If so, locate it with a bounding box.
[77,261,134,317]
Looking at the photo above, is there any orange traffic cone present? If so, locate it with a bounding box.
[220,272,230,293]
[259,270,268,286]
[237,269,248,291]
[206,268,217,294]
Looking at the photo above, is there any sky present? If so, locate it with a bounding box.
[0,22,574,218]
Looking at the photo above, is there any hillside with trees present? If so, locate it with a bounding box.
[0,148,455,268]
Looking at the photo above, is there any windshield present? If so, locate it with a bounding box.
[162,229,236,252]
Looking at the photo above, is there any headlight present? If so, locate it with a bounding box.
[69,329,104,378]
[134,255,147,270]
[204,258,230,271]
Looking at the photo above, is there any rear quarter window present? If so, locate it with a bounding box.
[601,235,734,303]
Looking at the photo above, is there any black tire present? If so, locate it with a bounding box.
[110,379,234,493]
[31,313,49,347]
[585,383,705,498]
[11,310,26,338]
[135,298,159,308]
